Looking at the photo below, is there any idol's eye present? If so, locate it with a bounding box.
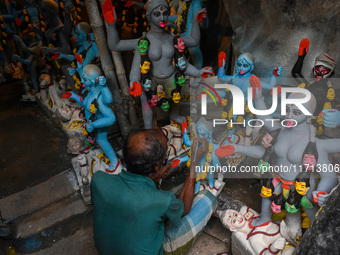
[153,12,160,17]
[293,110,302,115]
[244,64,249,68]
[163,11,169,16]
[237,63,242,67]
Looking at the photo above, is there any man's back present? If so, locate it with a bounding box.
[91,170,184,255]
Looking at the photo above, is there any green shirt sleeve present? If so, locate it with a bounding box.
[164,193,184,227]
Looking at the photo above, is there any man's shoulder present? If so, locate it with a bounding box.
[91,171,121,185]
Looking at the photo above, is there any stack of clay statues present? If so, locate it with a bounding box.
[2,0,340,253]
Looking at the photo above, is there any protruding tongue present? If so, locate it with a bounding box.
[240,70,244,74]
[286,120,294,128]
[159,21,168,27]
[315,75,322,82]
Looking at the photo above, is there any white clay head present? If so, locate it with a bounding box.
[218,209,246,232]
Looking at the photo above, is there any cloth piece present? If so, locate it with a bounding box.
[91,170,184,255]
[163,190,218,255]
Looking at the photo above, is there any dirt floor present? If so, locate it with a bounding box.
[0,81,73,198]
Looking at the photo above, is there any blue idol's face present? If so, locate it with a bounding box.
[81,70,95,89]
[176,57,186,70]
[75,27,87,45]
[236,57,252,75]
[142,79,152,91]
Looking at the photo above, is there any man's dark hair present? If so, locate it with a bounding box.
[123,129,165,176]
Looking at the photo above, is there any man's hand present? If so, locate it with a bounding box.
[215,145,235,158]
[200,66,214,78]
[195,8,207,23]
[129,81,142,97]
[191,137,209,163]
[249,75,261,99]
[218,51,226,68]
[298,38,309,56]
[150,163,171,183]
[102,0,116,24]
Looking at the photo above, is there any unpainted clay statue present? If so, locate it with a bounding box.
[218,205,294,255]
[63,64,120,172]
[215,76,339,233]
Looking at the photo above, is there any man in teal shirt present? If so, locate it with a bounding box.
[91,129,217,255]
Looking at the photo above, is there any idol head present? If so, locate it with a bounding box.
[195,117,213,140]
[295,171,311,196]
[218,209,246,232]
[285,92,316,126]
[175,53,187,71]
[159,97,170,112]
[236,53,254,75]
[140,56,151,75]
[142,75,152,92]
[175,72,185,86]
[302,141,318,171]
[138,37,150,55]
[313,53,336,82]
[148,91,158,107]
[285,190,301,213]
[145,0,169,29]
[262,129,280,148]
[75,22,91,44]
[174,36,185,53]
[271,194,286,214]
[171,89,181,104]
[81,64,102,89]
